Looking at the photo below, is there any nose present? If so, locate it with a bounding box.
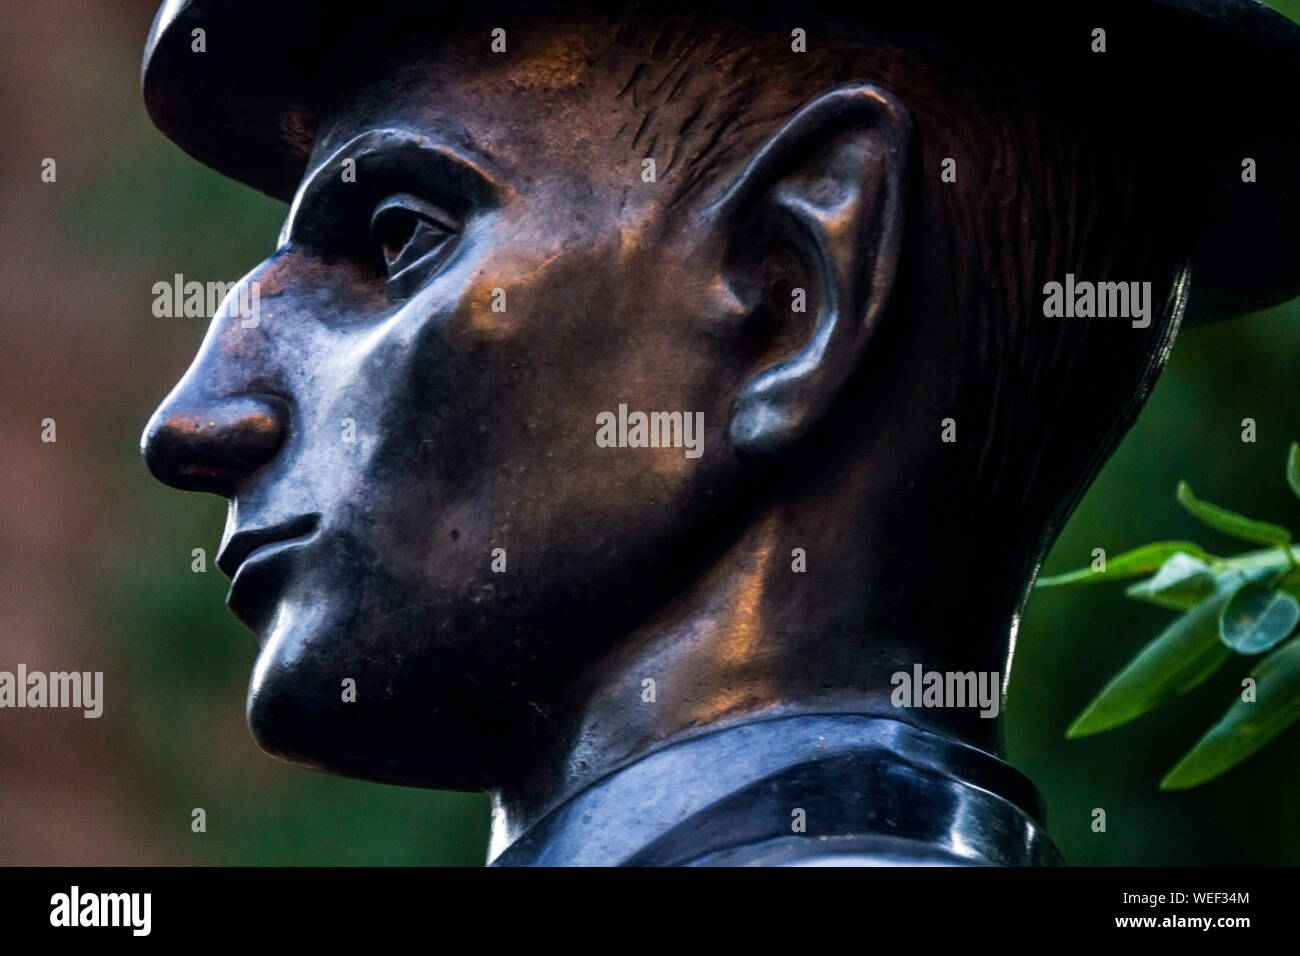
[141,392,288,496]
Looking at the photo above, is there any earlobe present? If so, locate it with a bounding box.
[713,84,912,456]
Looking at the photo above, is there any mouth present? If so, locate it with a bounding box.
[217,513,322,578]
[219,514,321,633]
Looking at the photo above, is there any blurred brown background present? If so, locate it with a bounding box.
[1,0,1298,865]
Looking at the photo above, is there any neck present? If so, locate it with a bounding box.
[488,494,1019,861]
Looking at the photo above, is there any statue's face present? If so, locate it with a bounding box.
[143,29,753,787]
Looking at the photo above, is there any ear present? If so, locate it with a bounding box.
[710,84,912,455]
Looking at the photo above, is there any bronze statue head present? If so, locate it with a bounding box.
[140,1,1300,863]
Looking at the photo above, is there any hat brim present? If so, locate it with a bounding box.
[142,0,1300,324]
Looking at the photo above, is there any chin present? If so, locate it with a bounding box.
[244,643,506,792]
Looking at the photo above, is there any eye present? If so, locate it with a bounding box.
[369,193,459,293]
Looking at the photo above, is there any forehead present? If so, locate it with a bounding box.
[302,9,787,213]
[310,17,647,188]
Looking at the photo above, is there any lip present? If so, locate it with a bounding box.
[219,514,322,633]
[217,514,321,578]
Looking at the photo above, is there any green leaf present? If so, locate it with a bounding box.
[1161,635,1300,789]
[1125,553,1216,610]
[1288,442,1300,502]
[1219,581,1300,654]
[1176,481,1291,548]
[1274,566,1300,600]
[1067,590,1234,738]
[1035,541,1213,589]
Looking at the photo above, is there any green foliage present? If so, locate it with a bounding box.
[1161,635,1300,790]
[1175,481,1292,548]
[1036,541,1213,588]
[1123,552,1216,610]
[1039,444,1300,788]
[1065,588,1233,738]
[1220,581,1300,654]
[1287,441,1300,501]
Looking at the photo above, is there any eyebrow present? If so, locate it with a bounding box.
[278,128,503,249]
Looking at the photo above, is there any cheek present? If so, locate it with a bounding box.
[357,233,736,565]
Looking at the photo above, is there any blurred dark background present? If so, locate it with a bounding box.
[1,0,1297,865]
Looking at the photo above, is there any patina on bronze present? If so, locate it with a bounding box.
[139,0,1300,865]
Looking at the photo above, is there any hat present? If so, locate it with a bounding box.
[141,0,1300,324]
